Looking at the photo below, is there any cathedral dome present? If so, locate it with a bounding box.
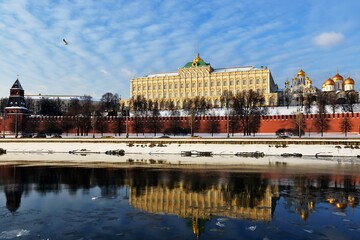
[344,76,355,85]
[306,77,312,85]
[297,69,305,77]
[324,78,335,86]
[332,72,343,81]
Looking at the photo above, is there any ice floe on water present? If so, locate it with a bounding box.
[0,229,30,239]
[332,211,346,217]
[247,225,257,231]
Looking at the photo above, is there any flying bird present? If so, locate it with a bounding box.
[63,38,68,45]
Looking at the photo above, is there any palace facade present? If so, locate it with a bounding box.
[130,53,279,108]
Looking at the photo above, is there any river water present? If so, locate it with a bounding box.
[0,157,359,239]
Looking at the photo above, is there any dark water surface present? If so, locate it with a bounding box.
[0,162,359,240]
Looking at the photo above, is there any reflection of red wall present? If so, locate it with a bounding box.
[1,113,359,135]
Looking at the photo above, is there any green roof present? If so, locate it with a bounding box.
[183,53,210,68]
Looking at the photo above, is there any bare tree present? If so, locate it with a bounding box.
[303,91,314,114]
[147,100,161,136]
[220,90,233,137]
[113,116,125,136]
[233,90,265,136]
[340,115,353,137]
[326,92,338,114]
[100,92,120,116]
[183,96,208,136]
[343,91,358,113]
[293,112,306,137]
[283,89,292,109]
[314,92,329,137]
[206,113,220,137]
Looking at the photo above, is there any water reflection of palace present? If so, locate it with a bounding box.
[0,165,359,226]
[129,183,277,222]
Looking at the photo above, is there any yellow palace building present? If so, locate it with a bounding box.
[129,53,278,108]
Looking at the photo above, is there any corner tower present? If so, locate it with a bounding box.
[5,79,28,114]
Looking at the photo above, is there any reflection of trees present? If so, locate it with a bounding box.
[224,173,268,208]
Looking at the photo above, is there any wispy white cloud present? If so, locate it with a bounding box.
[313,32,345,47]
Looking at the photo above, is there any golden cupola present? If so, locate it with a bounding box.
[332,71,343,81]
[324,78,335,86]
[297,69,305,77]
[344,76,355,85]
[306,77,312,85]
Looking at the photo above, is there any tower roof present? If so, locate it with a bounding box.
[11,79,23,89]
[183,53,210,68]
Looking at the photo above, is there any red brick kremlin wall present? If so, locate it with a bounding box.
[1,113,360,136]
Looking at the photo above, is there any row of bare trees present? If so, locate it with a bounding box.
[129,89,266,136]
[283,89,359,114]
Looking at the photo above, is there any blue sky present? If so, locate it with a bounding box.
[1,0,360,100]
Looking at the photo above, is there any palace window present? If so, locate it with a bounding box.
[192,83,195,87]
[198,83,202,87]
[169,83,172,89]
[230,80,233,86]
[175,83,178,88]
[204,82,208,87]
[236,80,239,85]
[148,86,151,90]
[164,84,167,89]
[223,80,227,86]
[263,79,266,83]
[250,80,253,84]
[243,80,246,84]
[256,79,259,84]
[186,83,189,88]
[153,85,156,90]
[181,83,184,88]
[211,81,214,87]
[217,81,220,86]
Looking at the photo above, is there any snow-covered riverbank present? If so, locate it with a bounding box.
[0,138,359,166]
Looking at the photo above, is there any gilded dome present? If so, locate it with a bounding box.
[297,69,305,77]
[344,77,355,85]
[332,72,343,81]
[285,79,290,85]
[324,78,335,86]
[306,77,312,85]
